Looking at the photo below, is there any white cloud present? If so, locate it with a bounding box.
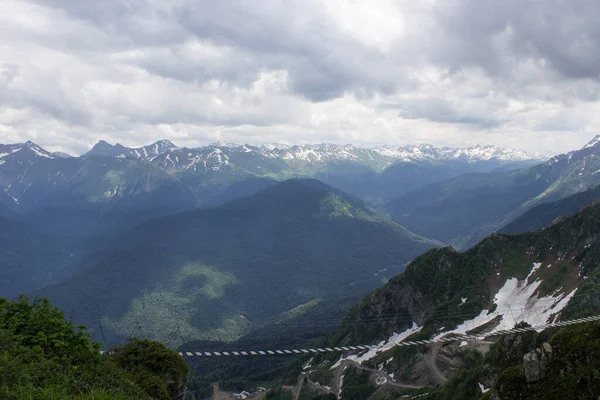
[0,0,599,155]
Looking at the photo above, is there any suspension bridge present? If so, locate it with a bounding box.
[175,313,600,358]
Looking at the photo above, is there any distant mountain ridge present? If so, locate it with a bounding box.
[500,183,600,234]
[83,139,543,165]
[0,138,545,212]
[387,134,600,248]
[0,141,56,165]
[86,139,177,160]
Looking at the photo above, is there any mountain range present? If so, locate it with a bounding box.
[2,136,599,301]
[1,139,544,211]
[0,138,549,293]
[387,135,600,248]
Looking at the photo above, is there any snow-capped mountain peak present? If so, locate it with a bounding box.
[86,139,177,160]
[259,142,291,151]
[210,140,239,148]
[22,141,56,159]
[0,141,56,168]
[79,139,544,165]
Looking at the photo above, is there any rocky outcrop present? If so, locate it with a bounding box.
[523,343,553,383]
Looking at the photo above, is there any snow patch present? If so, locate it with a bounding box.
[434,263,578,340]
[332,323,422,368]
[303,357,314,371]
[338,368,347,398]
[478,383,490,393]
[583,135,600,149]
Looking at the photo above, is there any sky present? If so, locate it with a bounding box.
[1,0,599,155]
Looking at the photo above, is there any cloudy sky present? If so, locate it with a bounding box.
[1,0,599,155]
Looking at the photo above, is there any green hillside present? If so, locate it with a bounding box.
[337,199,600,346]
[34,179,439,346]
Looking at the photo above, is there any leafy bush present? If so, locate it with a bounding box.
[111,338,190,400]
[0,296,189,400]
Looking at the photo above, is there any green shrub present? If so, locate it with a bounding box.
[0,296,189,400]
[111,338,189,400]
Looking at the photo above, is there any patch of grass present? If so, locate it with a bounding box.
[538,263,570,296]
[175,262,238,299]
[283,299,321,320]
[501,247,532,279]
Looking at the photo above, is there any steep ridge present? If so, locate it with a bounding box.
[335,199,600,349]
[387,135,600,248]
[1,155,195,213]
[34,179,440,346]
[500,183,600,234]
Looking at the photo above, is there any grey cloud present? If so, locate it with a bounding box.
[0,63,92,127]
[28,0,600,99]
[176,1,412,101]
[433,0,600,83]
[35,0,410,101]
[391,98,506,129]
